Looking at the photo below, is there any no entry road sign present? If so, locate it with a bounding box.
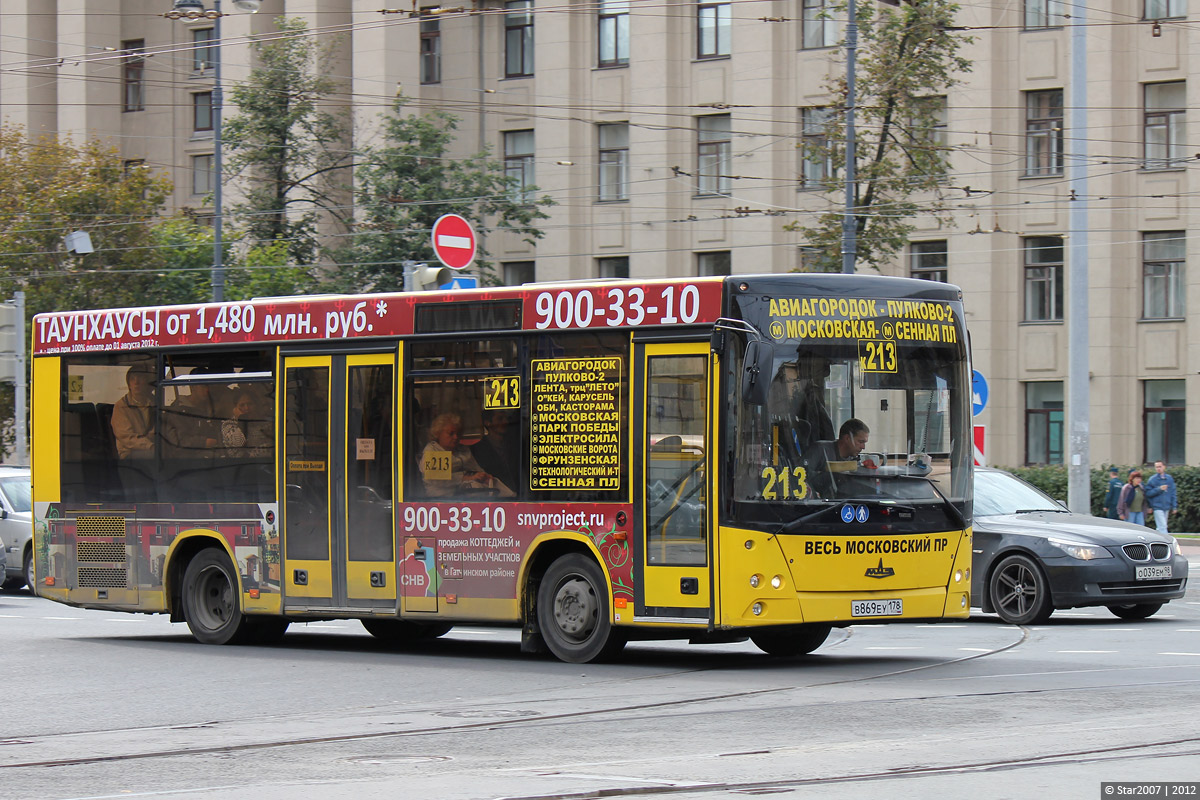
[431,214,477,270]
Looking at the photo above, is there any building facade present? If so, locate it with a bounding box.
[0,1,1194,468]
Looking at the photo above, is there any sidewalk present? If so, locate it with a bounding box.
[1174,534,1200,558]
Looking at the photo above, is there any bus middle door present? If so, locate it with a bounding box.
[634,341,713,626]
[282,353,397,613]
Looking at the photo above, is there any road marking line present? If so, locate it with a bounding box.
[957,648,992,652]
[1055,650,1117,654]
[864,646,921,650]
[1158,652,1200,656]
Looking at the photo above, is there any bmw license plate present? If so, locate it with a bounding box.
[852,598,903,617]
[1135,564,1172,580]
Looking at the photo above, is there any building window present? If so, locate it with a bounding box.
[420,12,441,84]
[697,251,731,276]
[598,0,630,67]
[1024,89,1063,177]
[1025,382,1064,465]
[122,39,145,112]
[504,130,535,202]
[802,0,838,49]
[597,256,630,278]
[192,154,215,196]
[1025,0,1066,28]
[1145,0,1186,19]
[697,1,731,59]
[1143,231,1185,319]
[192,92,213,132]
[598,123,629,201]
[505,0,534,78]
[503,261,535,285]
[1024,236,1064,322]
[800,107,834,188]
[910,96,948,147]
[910,241,948,282]
[1144,81,1185,169]
[697,114,731,195]
[192,28,215,71]
[1144,380,1185,464]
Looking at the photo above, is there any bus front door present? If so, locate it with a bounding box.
[282,353,397,613]
[634,342,713,625]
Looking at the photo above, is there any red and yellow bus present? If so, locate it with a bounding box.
[30,273,973,662]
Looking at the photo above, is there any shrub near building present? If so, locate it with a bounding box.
[1007,465,1198,534]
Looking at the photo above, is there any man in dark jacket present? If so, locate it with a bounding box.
[1145,460,1178,534]
[1102,467,1123,519]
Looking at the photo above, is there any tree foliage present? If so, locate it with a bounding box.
[332,99,554,292]
[222,17,352,266]
[787,0,973,272]
[0,126,191,316]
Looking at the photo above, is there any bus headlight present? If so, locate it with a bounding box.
[749,574,761,588]
[752,603,763,616]
[954,569,963,583]
[771,575,783,589]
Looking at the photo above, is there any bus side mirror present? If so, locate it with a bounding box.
[741,340,772,406]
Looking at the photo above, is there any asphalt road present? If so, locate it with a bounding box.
[1,551,1198,800]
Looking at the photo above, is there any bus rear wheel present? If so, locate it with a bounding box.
[537,554,625,663]
[751,624,831,657]
[181,549,250,645]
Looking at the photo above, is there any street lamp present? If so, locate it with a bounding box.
[165,0,261,303]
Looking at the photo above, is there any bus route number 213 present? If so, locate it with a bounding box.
[761,466,809,500]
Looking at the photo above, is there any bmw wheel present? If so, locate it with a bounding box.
[988,553,1053,625]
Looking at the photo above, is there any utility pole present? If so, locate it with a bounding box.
[841,0,859,275]
[1066,6,1090,511]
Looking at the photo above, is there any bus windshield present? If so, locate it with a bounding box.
[726,287,972,535]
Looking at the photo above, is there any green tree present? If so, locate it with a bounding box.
[0,126,185,315]
[786,0,973,271]
[222,17,352,266]
[334,99,554,292]
[224,237,317,301]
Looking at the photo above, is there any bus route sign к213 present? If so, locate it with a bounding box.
[431,214,477,270]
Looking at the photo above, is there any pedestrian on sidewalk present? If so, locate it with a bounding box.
[1102,466,1123,519]
[1145,460,1178,534]
[1117,470,1147,526]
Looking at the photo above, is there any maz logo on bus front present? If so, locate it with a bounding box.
[531,283,721,330]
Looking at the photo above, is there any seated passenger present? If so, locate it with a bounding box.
[222,390,272,458]
[421,413,512,498]
[470,409,519,495]
[111,363,157,460]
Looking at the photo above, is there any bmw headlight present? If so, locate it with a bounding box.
[1047,537,1112,560]
[1171,537,1183,556]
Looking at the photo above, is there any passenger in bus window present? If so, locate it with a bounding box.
[111,363,157,460]
[420,413,510,497]
[223,390,272,457]
[162,369,220,458]
[470,409,519,495]
[793,353,834,452]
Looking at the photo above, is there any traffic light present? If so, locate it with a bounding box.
[0,301,20,383]
[412,264,451,289]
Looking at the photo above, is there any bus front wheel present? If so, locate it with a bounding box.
[361,619,452,642]
[537,554,625,663]
[181,549,250,645]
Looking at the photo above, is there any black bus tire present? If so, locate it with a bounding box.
[181,548,251,645]
[537,553,625,663]
[751,624,832,657]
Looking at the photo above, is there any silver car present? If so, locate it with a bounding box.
[972,468,1188,624]
[0,466,32,592]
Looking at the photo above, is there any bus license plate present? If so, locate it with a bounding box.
[852,599,903,617]
[1136,565,1172,580]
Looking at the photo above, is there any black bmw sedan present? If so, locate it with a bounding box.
[971,468,1189,624]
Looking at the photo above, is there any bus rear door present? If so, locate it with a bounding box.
[282,353,397,613]
[634,342,713,626]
